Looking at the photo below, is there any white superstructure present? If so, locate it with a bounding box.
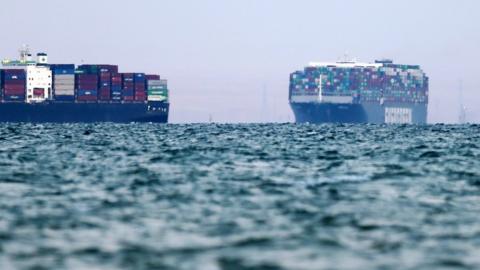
[26,65,52,103]
[308,61,383,69]
[2,46,53,103]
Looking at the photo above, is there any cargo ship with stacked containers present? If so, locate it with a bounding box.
[0,46,169,123]
[289,58,429,124]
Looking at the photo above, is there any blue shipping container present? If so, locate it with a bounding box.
[122,90,134,96]
[4,74,26,80]
[77,90,98,96]
[3,95,25,101]
[53,69,75,75]
[50,64,75,69]
[55,95,75,101]
[134,73,145,80]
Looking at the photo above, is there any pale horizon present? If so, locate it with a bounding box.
[0,0,478,123]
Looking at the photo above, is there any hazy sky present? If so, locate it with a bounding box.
[1,0,479,123]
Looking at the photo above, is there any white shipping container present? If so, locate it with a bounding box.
[147,95,167,102]
[55,89,74,93]
[55,93,74,97]
[54,79,75,84]
[54,86,74,91]
[147,80,167,87]
[54,81,74,85]
[54,75,74,80]
[54,80,74,83]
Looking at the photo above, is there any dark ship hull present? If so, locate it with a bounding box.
[0,101,169,123]
[291,102,427,124]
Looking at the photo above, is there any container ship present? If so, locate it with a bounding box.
[289,59,428,124]
[0,46,169,123]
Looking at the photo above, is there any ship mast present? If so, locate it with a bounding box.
[458,80,467,124]
[339,51,356,64]
[2,44,36,66]
[19,44,31,62]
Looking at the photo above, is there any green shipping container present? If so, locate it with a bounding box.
[148,85,167,90]
[148,90,168,96]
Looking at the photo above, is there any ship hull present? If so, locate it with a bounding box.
[0,102,169,123]
[291,102,427,124]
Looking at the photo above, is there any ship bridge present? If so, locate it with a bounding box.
[308,61,383,69]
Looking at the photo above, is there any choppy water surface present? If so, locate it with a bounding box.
[0,124,480,270]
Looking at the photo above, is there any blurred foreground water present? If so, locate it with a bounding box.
[0,123,479,270]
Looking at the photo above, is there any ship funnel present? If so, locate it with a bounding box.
[37,53,48,64]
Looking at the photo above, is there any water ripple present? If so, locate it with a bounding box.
[0,123,479,270]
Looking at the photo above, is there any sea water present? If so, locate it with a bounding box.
[0,123,479,270]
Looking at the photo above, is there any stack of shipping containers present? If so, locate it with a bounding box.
[290,62,428,104]
[146,77,168,102]
[2,69,26,101]
[1,63,168,104]
[121,73,135,101]
[51,64,75,101]
[134,73,146,101]
[98,71,111,101]
[98,65,118,101]
[75,65,99,102]
[111,73,122,101]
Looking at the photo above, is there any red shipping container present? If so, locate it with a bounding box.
[4,90,26,95]
[99,95,111,101]
[76,96,98,101]
[77,87,98,91]
[77,79,98,83]
[4,85,26,90]
[77,83,98,88]
[3,79,25,83]
[77,74,97,79]
[33,88,45,97]
[76,80,98,84]
[100,73,111,80]
[4,82,26,87]
[99,88,110,96]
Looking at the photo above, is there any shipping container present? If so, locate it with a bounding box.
[54,95,75,102]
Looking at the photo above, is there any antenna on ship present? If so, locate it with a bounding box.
[19,44,31,62]
[343,51,349,62]
[339,51,355,63]
[261,84,268,123]
[458,80,467,124]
